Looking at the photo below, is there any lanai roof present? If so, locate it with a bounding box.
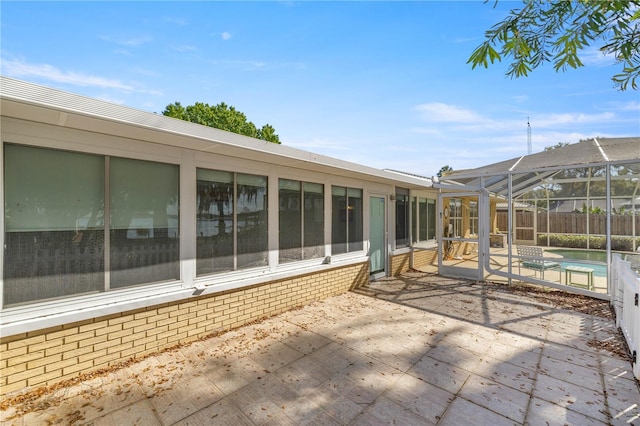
[440,137,640,198]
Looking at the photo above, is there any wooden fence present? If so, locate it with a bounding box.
[497,211,640,237]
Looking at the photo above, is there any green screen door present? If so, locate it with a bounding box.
[369,196,385,276]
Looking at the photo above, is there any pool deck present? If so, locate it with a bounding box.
[421,247,611,295]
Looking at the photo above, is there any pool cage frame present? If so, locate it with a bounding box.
[437,137,640,300]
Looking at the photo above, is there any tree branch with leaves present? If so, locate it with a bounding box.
[468,0,640,90]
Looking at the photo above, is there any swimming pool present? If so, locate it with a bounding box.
[546,249,608,277]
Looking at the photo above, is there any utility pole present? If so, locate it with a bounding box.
[527,117,532,155]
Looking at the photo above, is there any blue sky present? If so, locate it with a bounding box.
[2,1,639,177]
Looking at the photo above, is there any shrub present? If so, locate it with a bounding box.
[537,234,638,251]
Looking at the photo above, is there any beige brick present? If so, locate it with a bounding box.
[157,304,179,315]
[7,334,46,349]
[78,321,104,333]
[133,322,157,335]
[45,341,78,357]
[1,363,27,377]
[45,357,78,373]
[79,348,106,364]
[153,312,169,322]
[63,359,93,376]
[8,350,45,367]
[1,379,28,395]
[188,304,207,315]
[206,298,224,309]
[131,335,157,349]
[45,327,79,341]
[62,345,94,360]
[169,307,190,318]
[93,338,117,352]
[28,369,65,387]
[64,330,96,344]
[107,341,133,355]
[156,329,179,342]
[145,325,169,337]
[167,331,188,344]
[30,337,65,352]
[147,338,168,351]
[107,314,135,326]
[223,307,239,316]
[8,366,45,383]
[77,334,109,348]
[92,352,122,369]
[168,319,189,331]
[156,316,175,328]
[122,318,147,330]
[107,328,133,341]
[180,311,198,322]
[133,309,158,320]
[120,346,142,359]
[95,323,123,337]
[0,345,27,360]
[177,322,198,334]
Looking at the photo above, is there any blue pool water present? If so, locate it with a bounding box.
[546,249,608,277]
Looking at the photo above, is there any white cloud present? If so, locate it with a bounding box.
[405,100,632,172]
[534,112,616,127]
[208,58,303,71]
[620,101,640,111]
[163,17,188,26]
[413,102,484,123]
[99,35,152,47]
[222,32,232,41]
[1,58,162,96]
[2,58,134,90]
[170,44,198,52]
[580,45,617,67]
[288,137,349,152]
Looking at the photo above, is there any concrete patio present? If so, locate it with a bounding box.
[1,273,639,425]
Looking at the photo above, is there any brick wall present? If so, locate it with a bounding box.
[412,248,437,272]
[390,252,410,276]
[0,262,368,397]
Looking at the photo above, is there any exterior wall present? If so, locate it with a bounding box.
[411,248,437,272]
[390,252,411,276]
[0,262,368,397]
[0,79,435,398]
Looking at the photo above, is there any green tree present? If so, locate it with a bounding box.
[543,142,570,152]
[468,0,640,90]
[162,101,281,144]
[437,165,453,178]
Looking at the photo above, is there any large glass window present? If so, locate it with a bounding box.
[237,173,268,269]
[4,145,105,305]
[395,188,410,248]
[109,158,179,288]
[469,201,479,236]
[449,198,463,238]
[413,197,437,244]
[331,186,363,255]
[196,169,268,275]
[196,170,234,274]
[3,144,180,306]
[279,180,324,263]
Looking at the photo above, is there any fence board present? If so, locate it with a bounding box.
[497,211,640,237]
